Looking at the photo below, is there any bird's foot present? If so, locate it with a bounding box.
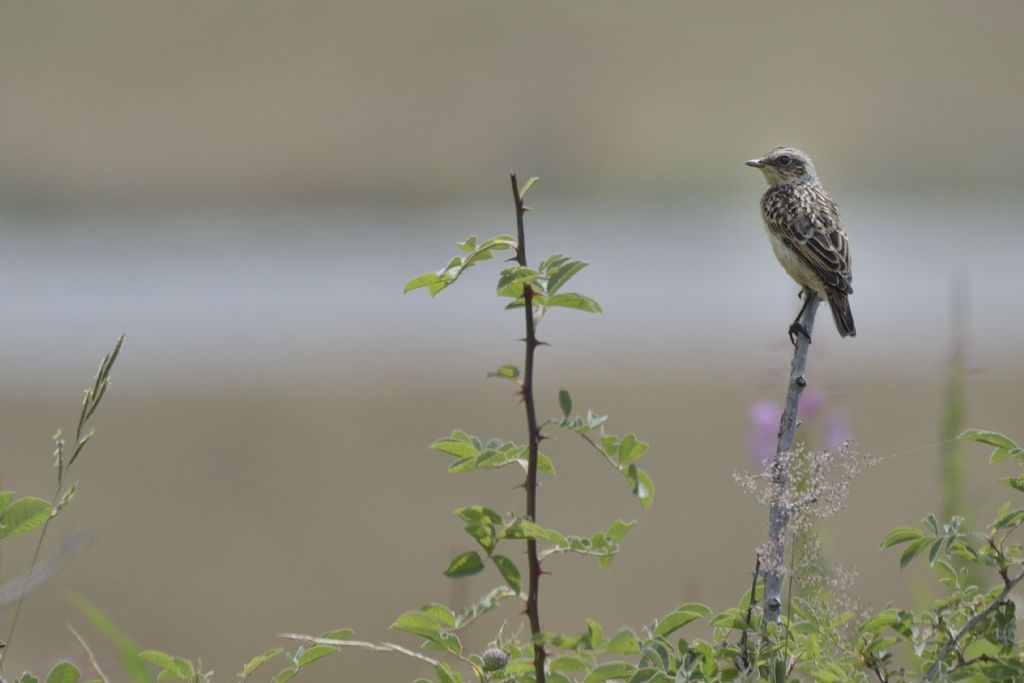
[788,322,811,347]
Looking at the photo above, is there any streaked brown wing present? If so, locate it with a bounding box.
[767,187,853,295]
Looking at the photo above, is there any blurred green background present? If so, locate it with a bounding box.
[0,2,1022,680]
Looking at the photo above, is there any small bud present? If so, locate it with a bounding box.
[482,648,509,671]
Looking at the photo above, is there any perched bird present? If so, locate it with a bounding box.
[746,146,856,342]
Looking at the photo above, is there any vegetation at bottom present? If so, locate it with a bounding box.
[0,178,1021,683]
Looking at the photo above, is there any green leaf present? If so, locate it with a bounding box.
[319,627,353,640]
[478,236,516,251]
[536,451,556,475]
[456,236,478,252]
[444,551,485,578]
[992,507,1024,530]
[617,434,649,467]
[934,559,957,585]
[583,662,636,682]
[861,609,903,635]
[654,604,712,637]
[430,431,479,458]
[899,537,932,569]
[880,527,925,548]
[0,496,53,538]
[166,657,194,681]
[959,429,1019,450]
[464,522,496,554]
[500,518,568,546]
[606,629,641,654]
[491,554,521,593]
[0,491,13,511]
[434,662,458,683]
[274,667,297,683]
[419,605,455,628]
[626,465,655,509]
[404,272,442,294]
[708,608,749,630]
[454,506,502,524]
[17,675,39,683]
[518,176,539,198]
[139,651,175,671]
[559,389,573,418]
[391,611,443,645]
[1001,476,1024,492]
[139,653,192,683]
[240,648,285,680]
[489,364,520,380]
[497,266,540,292]
[44,663,81,683]
[606,519,636,544]
[550,654,589,672]
[959,429,1023,462]
[546,293,602,313]
[452,586,517,630]
[546,260,588,296]
[295,645,336,668]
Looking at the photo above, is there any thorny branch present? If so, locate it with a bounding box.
[511,173,547,683]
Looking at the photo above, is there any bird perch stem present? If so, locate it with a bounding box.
[764,293,820,623]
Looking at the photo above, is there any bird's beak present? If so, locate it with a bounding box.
[745,158,765,168]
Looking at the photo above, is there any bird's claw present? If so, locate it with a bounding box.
[788,322,811,346]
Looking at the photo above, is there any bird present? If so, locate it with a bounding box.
[745,146,856,342]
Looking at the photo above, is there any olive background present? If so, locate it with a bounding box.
[0,2,1022,680]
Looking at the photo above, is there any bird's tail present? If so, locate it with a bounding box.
[827,291,856,338]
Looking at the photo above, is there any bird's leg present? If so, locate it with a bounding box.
[788,289,813,346]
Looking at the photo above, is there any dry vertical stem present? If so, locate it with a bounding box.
[764,294,819,623]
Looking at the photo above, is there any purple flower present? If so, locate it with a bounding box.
[748,391,853,467]
[748,401,781,467]
[798,388,825,422]
[826,409,851,450]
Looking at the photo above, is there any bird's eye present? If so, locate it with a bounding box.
[778,155,792,166]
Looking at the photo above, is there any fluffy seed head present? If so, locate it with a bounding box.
[482,648,509,672]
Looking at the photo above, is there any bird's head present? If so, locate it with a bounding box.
[745,147,817,186]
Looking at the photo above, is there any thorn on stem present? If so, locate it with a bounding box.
[795,376,807,388]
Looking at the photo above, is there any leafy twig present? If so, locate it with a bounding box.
[0,336,123,669]
[738,554,761,672]
[923,570,1024,681]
